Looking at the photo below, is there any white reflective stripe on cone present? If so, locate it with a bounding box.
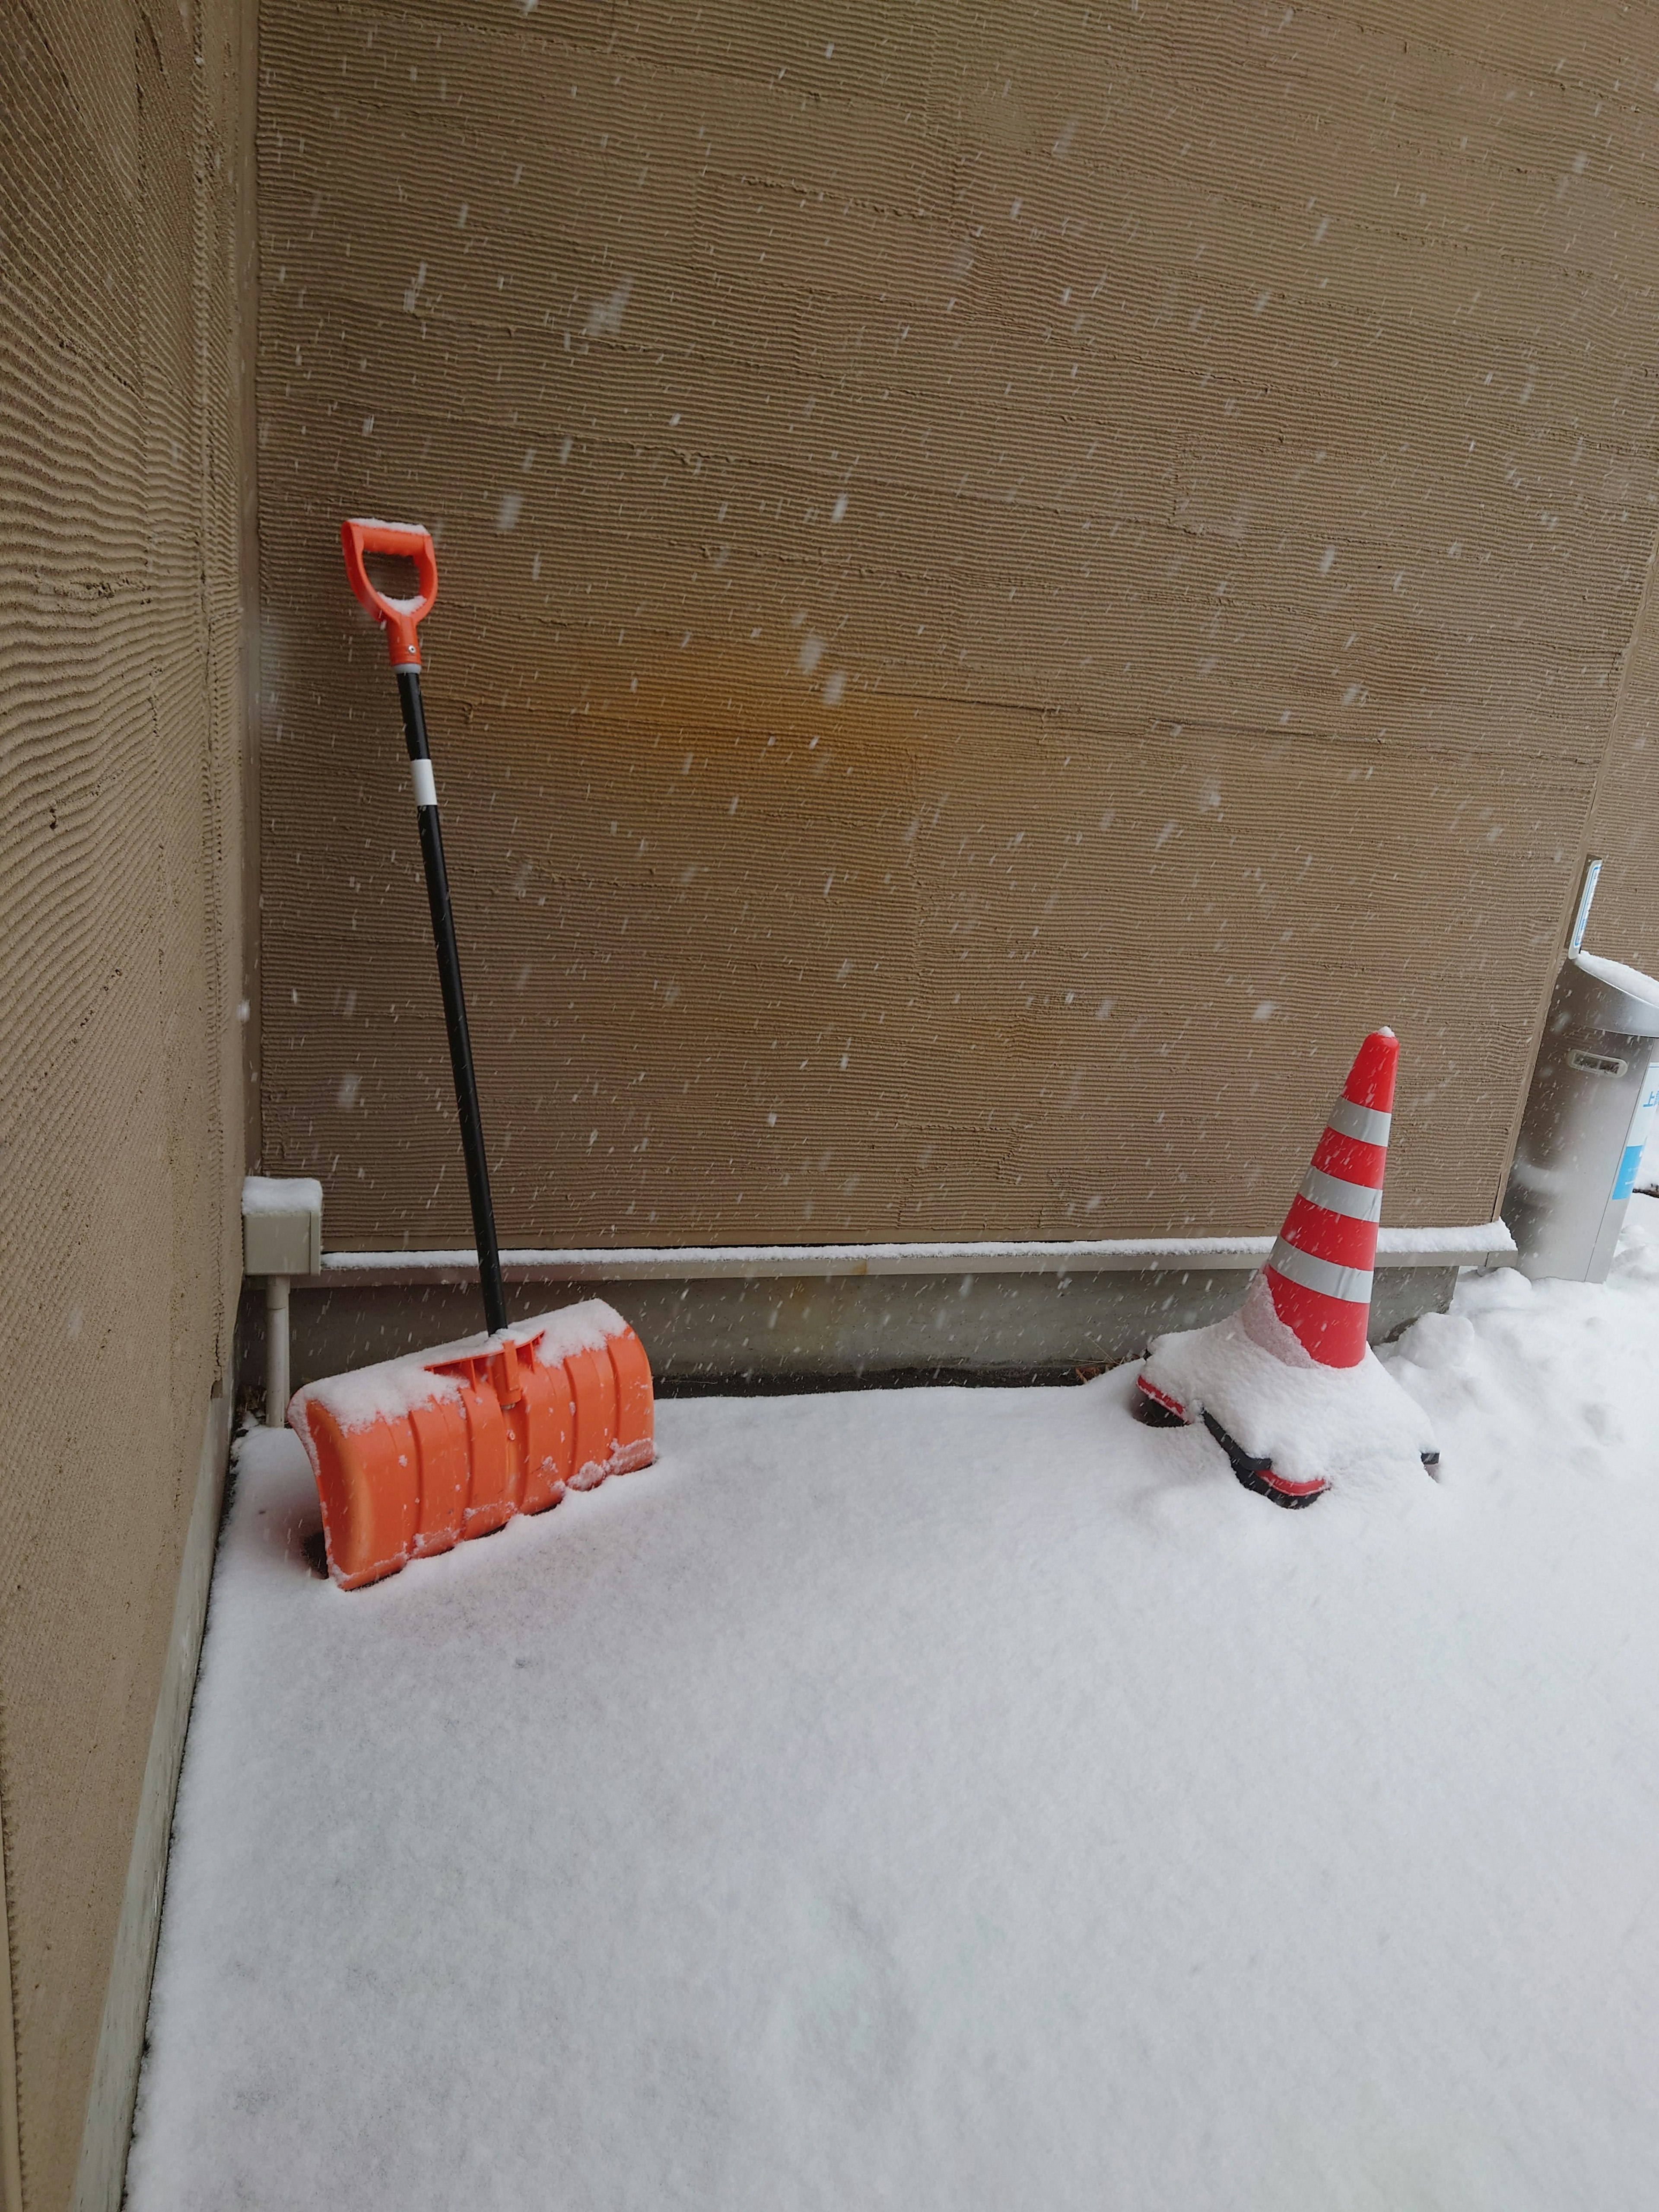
[1326,1095,1391,1146]
[1268,1239,1374,1304]
[1297,1163,1383,1223]
[412,758,437,808]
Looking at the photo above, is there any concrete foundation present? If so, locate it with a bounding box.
[238,1262,1458,1405]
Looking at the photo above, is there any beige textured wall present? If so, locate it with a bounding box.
[257,3,1659,1254]
[0,2,249,2205]
[1585,541,1659,960]
[0,3,1653,2201]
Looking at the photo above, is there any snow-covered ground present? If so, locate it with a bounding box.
[129,1203,1659,2212]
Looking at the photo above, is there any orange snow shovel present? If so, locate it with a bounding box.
[285,519,655,1589]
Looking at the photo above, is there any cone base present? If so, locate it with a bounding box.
[1232,1459,1328,1510]
[1137,1273,1437,1499]
[1202,1410,1330,1507]
[1132,1376,1189,1427]
[1133,1374,1333,1505]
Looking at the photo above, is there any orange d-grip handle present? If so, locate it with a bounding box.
[340,517,439,668]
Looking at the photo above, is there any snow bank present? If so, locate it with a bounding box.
[129,1205,1659,2212]
[1389,1198,1659,1481]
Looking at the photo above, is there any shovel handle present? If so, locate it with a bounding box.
[340,517,439,668]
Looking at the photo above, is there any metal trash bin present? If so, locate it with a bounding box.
[1502,952,1659,1282]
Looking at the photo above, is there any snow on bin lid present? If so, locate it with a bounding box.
[1571,951,1659,1033]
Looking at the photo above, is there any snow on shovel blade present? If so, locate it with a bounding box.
[288,1300,655,1589]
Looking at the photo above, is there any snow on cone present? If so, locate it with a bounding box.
[1137,1028,1438,1506]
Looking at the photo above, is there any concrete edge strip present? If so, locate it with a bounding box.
[308,1223,1515,1287]
[71,1390,232,2212]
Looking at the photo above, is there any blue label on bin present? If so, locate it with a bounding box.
[1614,1060,1659,1201]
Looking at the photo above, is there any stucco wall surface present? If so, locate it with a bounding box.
[255,1,1659,1253]
[0,3,249,2204]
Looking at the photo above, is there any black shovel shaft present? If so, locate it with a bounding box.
[394,667,508,1335]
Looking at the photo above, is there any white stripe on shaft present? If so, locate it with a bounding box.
[1298,1162,1382,1224]
[1268,1239,1374,1304]
[1327,1095,1391,1146]
[411,758,437,809]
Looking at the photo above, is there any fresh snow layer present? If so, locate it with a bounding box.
[240,1173,323,1216]
[130,1205,1659,2212]
[1141,1273,1438,1489]
[290,1298,627,1433]
[1574,947,1659,1013]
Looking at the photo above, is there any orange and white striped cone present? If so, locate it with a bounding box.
[1136,1028,1438,1506]
[1257,1025,1395,1371]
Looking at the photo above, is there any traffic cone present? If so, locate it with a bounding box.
[1136,1028,1438,1506]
